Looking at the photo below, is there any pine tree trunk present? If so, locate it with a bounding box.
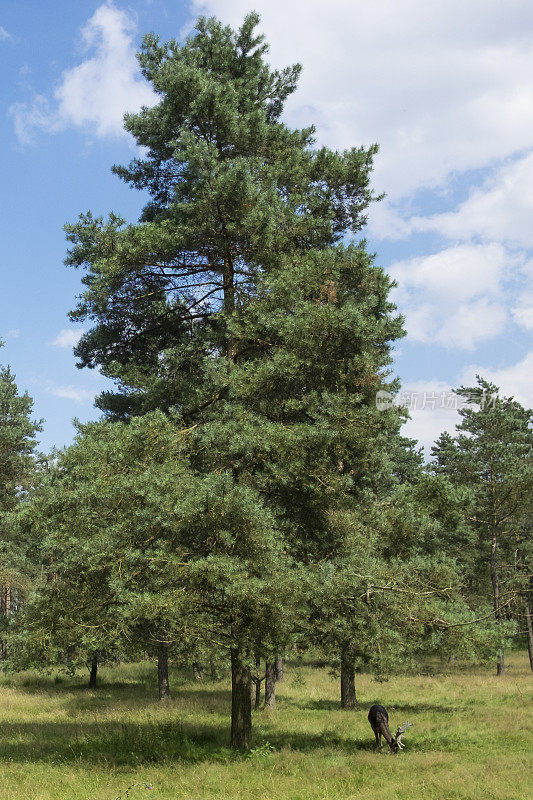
[254,678,262,709]
[0,586,11,661]
[340,643,357,709]
[275,657,284,682]
[490,525,505,675]
[230,648,252,750]
[524,598,533,672]
[157,641,171,701]
[494,641,505,675]
[223,256,236,363]
[264,661,276,709]
[253,652,262,709]
[515,535,533,673]
[88,654,98,688]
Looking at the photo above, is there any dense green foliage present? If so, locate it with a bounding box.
[13,413,299,686]
[65,13,381,421]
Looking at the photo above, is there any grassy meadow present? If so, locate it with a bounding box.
[0,653,530,800]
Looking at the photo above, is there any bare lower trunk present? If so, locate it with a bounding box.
[525,598,533,672]
[340,643,357,709]
[496,649,505,675]
[254,679,262,709]
[88,654,98,688]
[264,661,276,709]
[490,525,505,675]
[275,657,284,682]
[223,256,236,363]
[157,641,171,701]
[230,648,252,750]
[0,586,11,661]
[253,653,262,709]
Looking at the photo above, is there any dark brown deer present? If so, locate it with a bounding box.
[368,704,412,752]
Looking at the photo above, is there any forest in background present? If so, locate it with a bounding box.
[0,13,531,754]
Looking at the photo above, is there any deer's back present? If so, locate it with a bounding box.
[368,704,389,729]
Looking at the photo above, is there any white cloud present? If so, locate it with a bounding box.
[511,257,533,330]
[10,2,155,143]
[45,383,94,403]
[0,25,11,41]
[460,351,533,408]
[191,0,533,198]
[410,152,533,248]
[512,297,533,330]
[52,329,84,349]
[9,94,58,145]
[7,329,20,339]
[389,243,511,349]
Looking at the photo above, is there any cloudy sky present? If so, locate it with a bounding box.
[1,0,531,453]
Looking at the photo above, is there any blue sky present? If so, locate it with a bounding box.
[1,0,532,454]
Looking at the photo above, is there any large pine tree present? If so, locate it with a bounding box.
[63,14,406,748]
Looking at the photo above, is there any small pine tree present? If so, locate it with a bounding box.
[431,377,533,673]
[0,351,41,660]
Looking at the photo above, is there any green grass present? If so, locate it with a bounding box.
[0,653,530,800]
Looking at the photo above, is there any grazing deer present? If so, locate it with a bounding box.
[368,704,412,752]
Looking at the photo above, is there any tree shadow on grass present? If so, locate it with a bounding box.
[0,720,234,766]
[297,698,454,714]
[1,668,177,696]
[265,729,377,754]
[387,701,456,715]
[298,699,359,712]
[59,686,233,717]
[170,687,232,711]
[0,718,383,766]
[1,673,234,716]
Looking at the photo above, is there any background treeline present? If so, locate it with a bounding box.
[0,13,531,752]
